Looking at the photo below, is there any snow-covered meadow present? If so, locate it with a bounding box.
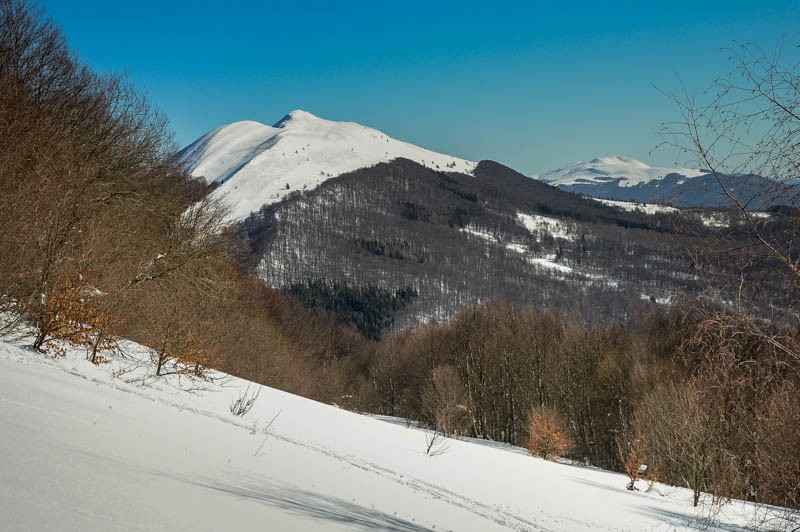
[1,337,794,531]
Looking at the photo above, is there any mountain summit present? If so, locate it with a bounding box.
[176,110,477,221]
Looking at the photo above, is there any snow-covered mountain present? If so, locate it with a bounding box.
[176,110,477,222]
[176,120,787,329]
[535,155,780,208]
[537,156,707,188]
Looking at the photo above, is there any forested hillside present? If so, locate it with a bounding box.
[239,157,788,335]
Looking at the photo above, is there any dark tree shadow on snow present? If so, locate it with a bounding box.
[167,471,435,532]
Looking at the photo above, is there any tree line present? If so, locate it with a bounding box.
[346,298,799,513]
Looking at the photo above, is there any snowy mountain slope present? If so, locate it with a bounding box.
[176,110,477,222]
[1,339,793,531]
[536,156,707,188]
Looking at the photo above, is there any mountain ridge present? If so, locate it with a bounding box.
[175,110,477,221]
[534,155,780,208]
[178,110,782,216]
[177,114,788,334]
[536,155,707,188]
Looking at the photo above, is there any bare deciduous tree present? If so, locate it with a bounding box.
[421,364,469,437]
[660,40,800,323]
[657,42,800,518]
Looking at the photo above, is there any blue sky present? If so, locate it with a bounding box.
[42,1,800,174]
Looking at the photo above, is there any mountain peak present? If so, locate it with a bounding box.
[273,109,321,128]
[589,155,649,168]
[177,111,478,222]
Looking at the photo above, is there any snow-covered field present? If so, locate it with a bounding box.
[177,110,477,222]
[0,339,793,531]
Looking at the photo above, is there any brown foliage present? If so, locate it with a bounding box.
[617,437,650,491]
[525,407,573,461]
[27,275,116,359]
[654,42,800,517]
[0,1,352,400]
[0,0,180,343]
[632,311,800,510]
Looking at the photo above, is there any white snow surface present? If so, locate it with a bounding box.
[516,212,576,241]
[0,338,794,531]
[527,255,574,274]
[699,212,730,228]
[594,198,679,215]
[177,110,477,222]
[536,156,707,188]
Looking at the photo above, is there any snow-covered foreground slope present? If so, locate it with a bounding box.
[176,110,477,222]
[0,340,792,531]
[536,156,706,188]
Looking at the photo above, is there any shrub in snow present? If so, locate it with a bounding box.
[525,407,572,461]
[617,437,650,491]
[28,276,117,363]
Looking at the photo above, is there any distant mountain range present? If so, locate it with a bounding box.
[175,112,786,335]
[535,155,778,208]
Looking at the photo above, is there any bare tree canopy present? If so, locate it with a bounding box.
[660,40,800,284]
